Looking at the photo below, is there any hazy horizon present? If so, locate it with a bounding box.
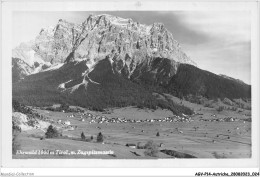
[12,11,251,84]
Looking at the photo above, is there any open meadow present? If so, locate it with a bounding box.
[13,96,251,159]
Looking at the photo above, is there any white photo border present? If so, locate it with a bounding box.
[1,0,259,172]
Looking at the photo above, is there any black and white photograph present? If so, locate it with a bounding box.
[1,0,259,176]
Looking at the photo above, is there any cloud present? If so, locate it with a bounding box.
[173,11,251,84]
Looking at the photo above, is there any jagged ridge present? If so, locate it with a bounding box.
[13,14,196,72]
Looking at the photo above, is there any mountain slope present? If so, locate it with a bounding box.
[13,56,250,116]
[13,57,194,115]
[166,64,251,99]
[219,74,246,85]
[130,57,179,86]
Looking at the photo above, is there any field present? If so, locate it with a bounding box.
[13,96,251,159]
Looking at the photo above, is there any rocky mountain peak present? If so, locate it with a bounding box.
[12,14,197,78]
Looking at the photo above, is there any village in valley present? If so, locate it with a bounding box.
[12,95,252,159]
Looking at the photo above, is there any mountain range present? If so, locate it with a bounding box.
[12,14,251,114]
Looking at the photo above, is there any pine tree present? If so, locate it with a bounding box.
[144,140,158,157]
[45,125,59,138]
[81,132,86,140]
[97,132,104,142]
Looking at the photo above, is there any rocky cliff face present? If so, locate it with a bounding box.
[12,14,196,79]
[12,57,52,83]
[12,58,33,82]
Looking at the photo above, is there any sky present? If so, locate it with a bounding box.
[13,11,251,84]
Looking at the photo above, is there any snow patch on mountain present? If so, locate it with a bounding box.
[43,63,64,72]
[12,42,45,67]
[70,82,82,93]
[58,79,72,89]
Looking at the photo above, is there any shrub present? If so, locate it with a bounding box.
[231,107,237,111]
[144,140,159,157]
[184,94,203,105]
[45,107,55,111]
[96,132,104,143]
[216,106,224,112]
[60,103,70,111]
[223,98,233,106]
[137,142,144,149]
[34,61,40,68]
[12,121,21,133]
[27,119,36,127]
[42,64,49,70]
[81,132,86,140]
[203,102,215,108]
[156,132,160,137]
[212,151,227,159]
[160,149,197,158]
[12,99,33,114]
[45,125,60,138]
[90,136,93,140]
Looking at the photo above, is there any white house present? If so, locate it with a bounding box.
[159,143,165,148]
[126,143,136,148]
[64,120,71,125]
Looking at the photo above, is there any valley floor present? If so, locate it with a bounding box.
[13,97,251,159]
